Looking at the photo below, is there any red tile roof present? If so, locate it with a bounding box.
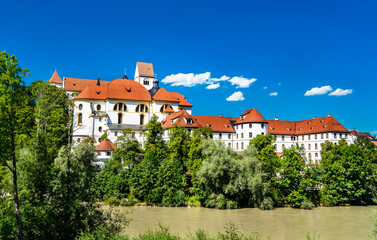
[162,110,202,129]
[163,105,175,113]
[235,108,268,124]
[137,62,154,78]
[64,77,111,92]
[75,78,152,101]
[48,70,63,84]
[267,116,350,135]
[96,139,116,151]
[350,131,374,138]
[192,115,238,133]
[153,88,193,107]
[372,141,377,147]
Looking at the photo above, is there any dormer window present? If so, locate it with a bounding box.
[186,118,193,125]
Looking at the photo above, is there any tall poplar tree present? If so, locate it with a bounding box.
[0,51,30,240]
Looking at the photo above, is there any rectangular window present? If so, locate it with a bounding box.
[241,125,243,129]
[115,131,118,136]
[321,134,324,139]
[261,124,264,129]
[241,133,244,138]
[308,135,311,140]
[282,136,285,141]
[302,135,304,140]
[219,133,222,139]
[237,134,238,139]
[228,134,231,139]
[334,133,337,139]
[249,132,252,138]
[315,134,317,140]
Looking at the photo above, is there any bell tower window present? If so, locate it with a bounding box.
[118,113,123,124]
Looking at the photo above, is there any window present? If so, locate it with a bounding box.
[315,143,318,150]
[241,142,244,149]
[274,144,277,150]
[237,143,239,150]
[115,131,118,136]
[136,104,149,113]
[143,79,149,85]
[99,117,102,122]
[78,104,83,110]
[160,104,173,113]
[77,138,81,143]
[282,136,285,141]
[118,113,123,124]
[315,153,318,158]
[241,125,243,129]
[219,133,222,139]
[113,103,127,112]
[249,123,252,128]
[98,126,102,132]
[315,134,317,140]
[321,134,324,139]
[237,134,238,139]
[334,133,337,139]
[186,118,193,125]
[301,144,304,149]
[291,136,295,141]
[241,133,244,138]
[96,104,101,111]
[106,151,111,156]
[228,143,231,148]
[308,135,311,140]
[140,115,144,125]
[282,144,285,150]
[308,153,312,161]
[236,125,238,130]
[326,133,329,139]
[340,133,343,138]
[308,144,311,150]
[98,138,101,143]
[261,124,264,129]
[78,113,82,125]
[261,132,264,135]
[249,132,252,138]
[228,134,231,139]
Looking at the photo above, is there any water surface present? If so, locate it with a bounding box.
[117,206,375,239]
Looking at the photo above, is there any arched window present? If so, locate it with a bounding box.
[98,127,102,132]
[228,143,231,148]
[118,113,123,124]
[96,104,101,111]
[136,104,149,113]
[113,103,127,112]
[315,143,318,150]
[241,142,244,149]
[301,144,304,149]
[140,114,144,125]
[308,153,312,161]
[308,144,311,150]
[237,143,239,150]
[78,104,83,110]
[249,123,252,128]
[282,144,285,150]
[143,79,149,85]
[160,104,173,113]
[78,113,82,125]
[315,153,318,158]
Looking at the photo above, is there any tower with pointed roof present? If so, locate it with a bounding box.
[134,62,155,91]
[48,70,63,88]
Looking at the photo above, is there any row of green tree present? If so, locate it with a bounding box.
[0,51,127,240]
[96,115,377,210]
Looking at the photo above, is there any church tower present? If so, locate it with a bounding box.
[134,62,154,90]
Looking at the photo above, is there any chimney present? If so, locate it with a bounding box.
[313,116,316,119]
[97,76,100,86]
[275,116,278,121]
[123,68,128,79]
[220,114,223,118]
[328,112,331,117]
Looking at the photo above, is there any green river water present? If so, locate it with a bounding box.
[116,206,376,240]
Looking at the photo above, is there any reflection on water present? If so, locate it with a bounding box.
[116,206,375,240]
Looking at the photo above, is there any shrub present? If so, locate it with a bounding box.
[301,200,314,210]
[106,197,120,206]
[226,200,238,209]
[260,197,274,210]
[187,196,201,207]
[216,194,227,209]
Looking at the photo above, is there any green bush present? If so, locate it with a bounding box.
[216,194,227,209]
[301,199,314,210]
[226,200,238,209]
[106,197,120,206]
[260,197,274,210]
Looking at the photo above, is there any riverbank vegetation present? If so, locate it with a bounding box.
[1,51,377,239]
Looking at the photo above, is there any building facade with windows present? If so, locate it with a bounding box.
[49,62,359,164]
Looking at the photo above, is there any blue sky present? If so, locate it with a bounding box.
[1,0,376,134]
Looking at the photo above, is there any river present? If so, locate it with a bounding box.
[113,206,376,239]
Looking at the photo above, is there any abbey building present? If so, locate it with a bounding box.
[48,62,368,165]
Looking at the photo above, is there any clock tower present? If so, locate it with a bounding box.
[134,62,154,90]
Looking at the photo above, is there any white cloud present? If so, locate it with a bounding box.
[269,92,278,96]
[329,88,353,96]
[304,85,333,96]
[229,77,257,88]
[226,91,245,101]
[206,83,220,89]
[209,75,230,82]
[161,72,211,87]
[263,86,267,89]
